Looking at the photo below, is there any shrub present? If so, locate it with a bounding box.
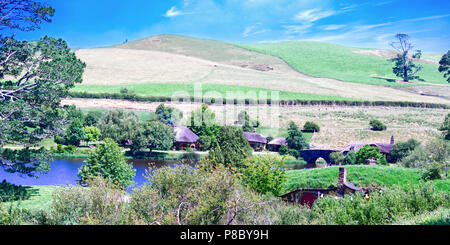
[278,145,289,155]
[198,135,212,151]
[287,149,300,159]
[400,138,450,169]
[78,138,136,189]
[369,119,387,131]
[355,145,388,165]
[83,126,101,143]
[312,184,449,225]
[155,104,183,125]
[303,121,320,132]
[240,155,287,196]
[131,165,260,225]
[390,138,421,163]
[422,163,443,181]
[83,110,103,127]
[50,177,139,225]
[439,113,449,140]
[329,152,345,165]
[343,151,357,165]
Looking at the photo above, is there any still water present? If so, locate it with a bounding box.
[0,158,187,188]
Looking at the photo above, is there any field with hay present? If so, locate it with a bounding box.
[72,35,450,104]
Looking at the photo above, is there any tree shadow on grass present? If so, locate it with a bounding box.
[372,77,397,83]
[0,181,39,202]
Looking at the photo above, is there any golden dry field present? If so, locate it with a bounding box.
[62,98,448,150]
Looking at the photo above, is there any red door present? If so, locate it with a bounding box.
[301,193,318,208]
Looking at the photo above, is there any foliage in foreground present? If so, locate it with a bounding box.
[240,155,287,196]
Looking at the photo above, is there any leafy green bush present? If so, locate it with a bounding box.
[83,126,101,143]
[369,119,387,131]
[390,138,421,163]
[287,149,300,159]
[278,145,289,155]
[422,163,443,181]
[400,138,450,169]
[62,119,86,146]
[303,121,320,132]
[78,138,136,189]
[312,184,449,225]
[50,177,138,225]
[198,135,212,150]
[355,145,388,165]
[439,113,450,140]
[343,151,357,165]
[240,155,287,196]
[131,165,260,225]
[329,152,345,165]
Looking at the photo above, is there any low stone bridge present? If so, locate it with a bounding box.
[299,149,340,164]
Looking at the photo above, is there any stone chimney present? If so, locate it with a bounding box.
[390,136,395,145]
[338,167,347,187]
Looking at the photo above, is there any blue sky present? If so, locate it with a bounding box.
[14,0,450,52]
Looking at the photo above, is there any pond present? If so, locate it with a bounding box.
[0,158,190,188]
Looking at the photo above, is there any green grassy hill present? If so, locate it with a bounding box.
[71,83,360,101]
[238,41,448,86]
[284,165,450,193]
[70,34,449,104]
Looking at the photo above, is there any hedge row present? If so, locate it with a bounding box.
[67,91,449,109]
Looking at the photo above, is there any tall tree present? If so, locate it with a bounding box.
[130,121,174,154]
[0,1,86,176]
[390,34,423,82]
[78,138,135,189]
[155,104,182,125]
[438,50,450,83]
[286,121,307,151]
[207,126,252,169]
[188,104,221,145]
[97,109,140,145]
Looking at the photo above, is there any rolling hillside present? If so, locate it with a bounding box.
[73,34,450,104]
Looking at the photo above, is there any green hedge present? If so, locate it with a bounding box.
[67,91,449,109]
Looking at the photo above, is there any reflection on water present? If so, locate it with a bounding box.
[0,158,193,188]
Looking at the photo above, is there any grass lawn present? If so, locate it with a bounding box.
[71,83,361,101]
[238,41,448,86]
[2,186,60,211]
[284,165,450,193]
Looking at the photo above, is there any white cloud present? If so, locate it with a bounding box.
[242,22,270,37]
[320,24,346,31]
[294,8,338,23]
[282,23,313,34]
[163,6,184,18]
